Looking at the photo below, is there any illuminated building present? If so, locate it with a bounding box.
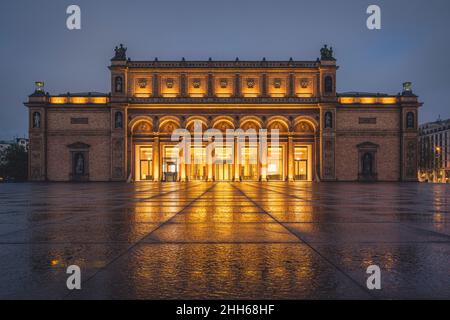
[419,117,450,183]
[25,45,421,182]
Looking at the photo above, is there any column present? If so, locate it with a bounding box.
[288,135,294,181]
[288,73,295,97]
[207,147,213,181]
[180,148,186,182]
[260,130,268,181]
[262,73,268,97]
[235,73,241,97]
[234,136,240,181]
[153,73,159,97]
[180,73,187,97]
[207,73,214,97]
[153,136,160,181]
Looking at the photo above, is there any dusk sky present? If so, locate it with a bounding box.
[1,0,449,139]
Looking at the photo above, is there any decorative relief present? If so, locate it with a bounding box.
[220,79,228,88]
[241,121,257,131]
[295,121,314,133]
[273,78,282,89]
[300,78,310,89]
[246,78,255,89]
[215,122,233,132]
[160,121,178,133]
[192,79,201,89]
[137,78,148,89]
[134,122,153,133]
[166,78,174,88]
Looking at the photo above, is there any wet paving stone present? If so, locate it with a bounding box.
[0,182,449,299]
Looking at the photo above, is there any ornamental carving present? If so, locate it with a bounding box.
[295,121,314,133]
[273,78,282,89]
[192,79,201,89]
[300,78,310,89]
[134,122,153,133]
[137,78,148,89]
[220,79,228,88]
[247,78,255,89]
[166,78,174,89]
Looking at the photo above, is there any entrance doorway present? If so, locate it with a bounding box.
[267,146,284,181]
[139,147,153,180]
[163,146,178,182]
[240,146,258,180]
[215,146,233,181]
[190,147,207,181]
[294,146,308,181]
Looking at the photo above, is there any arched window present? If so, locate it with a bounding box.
[406,112,415,129]
[115,76,123,93]
[324,76,333,94]
[115,111,123,129]
[324,111,333,129]
[32,112,41,128]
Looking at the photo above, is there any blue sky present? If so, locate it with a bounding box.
[1,0,449,138]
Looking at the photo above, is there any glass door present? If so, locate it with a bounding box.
[190,147,207,181]
[163,146,178,182]
[215,146,233,181]
[294,146,308,181]
[240,146,258,180]
[139,147,153,180]
[267,146,283,181]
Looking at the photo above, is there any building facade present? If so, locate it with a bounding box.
[25,45,421,182]
[419,118,450,183]
[0,138,29,165]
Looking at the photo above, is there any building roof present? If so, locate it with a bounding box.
[338,92,391,97]
[56,92,109,97]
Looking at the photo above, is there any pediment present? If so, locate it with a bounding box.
[357,142,379,149]
[67,142,91,149]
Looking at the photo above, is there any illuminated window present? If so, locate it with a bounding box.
[139,147,153,180]
[267,146,283,181]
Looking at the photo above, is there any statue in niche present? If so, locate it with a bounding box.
[406,112,415,129]
[33,112,41,128]
[115,111,123,129]
[362,153,373,175]
[115,76,123,93]
[324,112,333,128]
[74,153,85,175]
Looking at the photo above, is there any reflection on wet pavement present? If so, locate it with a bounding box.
[0,182,449,299]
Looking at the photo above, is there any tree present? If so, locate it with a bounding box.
[0,144,28,181]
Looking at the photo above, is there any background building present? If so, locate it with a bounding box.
[419,117,450,183]
[0,138,29,164]
[24,45,422,182]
